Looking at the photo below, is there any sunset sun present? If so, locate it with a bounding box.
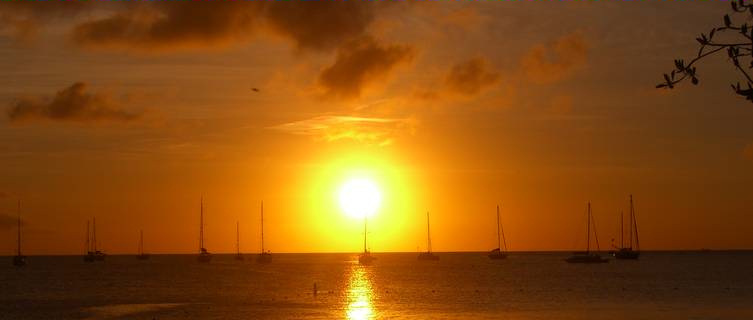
[338,178,382,219]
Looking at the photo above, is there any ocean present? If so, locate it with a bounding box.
[2,251,752,319]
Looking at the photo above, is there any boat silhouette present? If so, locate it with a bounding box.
[235,221,244,261]
[488,205,508,260]
[613,195,640,260]
[137,230,150,260]
[13,201,26,267]
[566,202,608,264]
[197,198,212,263]
[417,212,439,261]
[84,218,106,262]
[256,201,271,264]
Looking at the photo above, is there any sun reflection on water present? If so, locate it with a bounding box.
[346,265,376,320]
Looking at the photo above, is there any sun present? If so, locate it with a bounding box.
[339,178,382,219]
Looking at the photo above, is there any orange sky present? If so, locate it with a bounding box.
[1,1,752,255]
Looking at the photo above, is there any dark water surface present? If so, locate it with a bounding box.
[2,252,753,319]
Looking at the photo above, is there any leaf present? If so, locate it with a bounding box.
[692,77,699,85]
[724,14,732,27]
[710,28,716,39]
[664,74,671,83]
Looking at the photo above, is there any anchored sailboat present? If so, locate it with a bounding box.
[235,221,244,261]
[257,201,271,264]
[13,201,26,267]
[613,195,640,260]
[488,205,508,260]
[418,212,439,261]
[566,202,608,264]
[137,230,150,260]
[84,218,106,262]
[197,198,212,263]
[358,214,375,265]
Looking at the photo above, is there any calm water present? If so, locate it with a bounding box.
[2,252,753,319]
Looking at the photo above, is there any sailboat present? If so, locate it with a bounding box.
[358,214,375,265]
[197,198,212,263]
[613,195,640,260]
[13,201,26,267]
[256,201,271,264]
[84,218,106,262]
[566,202,608,263]
[137,230,150,260]
[488,205,508,259]
[235,221,244,261]
[417,212,439,261]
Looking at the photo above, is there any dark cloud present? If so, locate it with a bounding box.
[0,1,91,41]
[318,36,414,100]
[73,2,264,50]
[445,58,500,96]
[7,82,141,123]
[265,1,375,52]
[70,1,375,52]
[520,32,588,84]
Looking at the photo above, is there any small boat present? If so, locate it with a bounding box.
[358,214,376,265]
[137,230,150,260]
[13,201,26,267]
[488,205,508,260]
[235,221,244,261]
[566,202,608,264]
[417,212,439,261]
[613,195,640,260]
[197,198,212,263]
[256,201,271,264]
[84,218,106,262]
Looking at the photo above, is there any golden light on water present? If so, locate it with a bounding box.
[346,266,376,320]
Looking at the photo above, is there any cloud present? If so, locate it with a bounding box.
[272,115,415,146]
[0,1,91,42]
[265,1,375,52]
[7,82,141,123]
[72,2,264,50]
[445,57,500,96]
[743,143,753,161]
[318,36,414,100]
[70,1,376,52]
[520,32,588,84]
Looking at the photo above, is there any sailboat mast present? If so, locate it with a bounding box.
[363,216,368,253]
[629,195,633,250]
[260,201,265,254]
[93,217,97,252]
[620,210,624,249]
[586,202,591,254]
[17,200,21,256]
[496,205,501,250]
[86,221,90,253]
[500,205,508,252]
[200,197,205,251]
[631,195,640,251]
[426,212,431,253]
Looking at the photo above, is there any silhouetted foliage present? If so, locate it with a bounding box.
[657,0,753,102]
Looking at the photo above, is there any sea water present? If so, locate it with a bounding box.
[2,251,752,319]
